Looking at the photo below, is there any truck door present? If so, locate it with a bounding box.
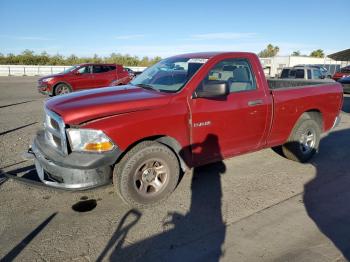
[190,57,270,165]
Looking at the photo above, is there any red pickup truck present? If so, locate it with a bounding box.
[30,52,343,208]
[37,63,132,96]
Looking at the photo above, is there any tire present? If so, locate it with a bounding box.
[282,114,321,163]
[54,83,72,96]
[113,141,180,208]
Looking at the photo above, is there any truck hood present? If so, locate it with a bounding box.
[45,85,172,125]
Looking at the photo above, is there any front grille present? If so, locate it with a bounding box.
[44,107,68,155]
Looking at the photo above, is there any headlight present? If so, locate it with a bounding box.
[66,128,115,152]
[42,77,53,82]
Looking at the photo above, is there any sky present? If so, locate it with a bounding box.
[0,0,349,58]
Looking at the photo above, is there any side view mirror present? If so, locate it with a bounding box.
[74,71,81,75]
[195,80,230,98]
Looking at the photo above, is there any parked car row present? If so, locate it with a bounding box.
[38,63,136,96]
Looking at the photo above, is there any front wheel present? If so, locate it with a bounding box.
[282,115,321,163]
[54,83,72,96]
[113,141,180,208]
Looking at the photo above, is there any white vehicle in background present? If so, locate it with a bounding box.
[280,66,327,80]
[294,64,330,78]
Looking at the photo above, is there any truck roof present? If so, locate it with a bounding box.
[172,52,256,59]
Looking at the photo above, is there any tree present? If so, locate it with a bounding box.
[0,53,4,64]
[292,51,301,56]
[258,44,280,58]
[50,54,65,65]
[19,49,35,64]
[0,50,163,66]
[92,54,102,63]
[151,56,162,64]
[309,49,325,58]
[66,54,79,65]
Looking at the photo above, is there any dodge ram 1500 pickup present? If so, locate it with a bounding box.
[29,52,343,208]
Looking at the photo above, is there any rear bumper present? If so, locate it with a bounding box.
[31,131,121,190]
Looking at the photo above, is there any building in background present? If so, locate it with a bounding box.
[260,56,345,78]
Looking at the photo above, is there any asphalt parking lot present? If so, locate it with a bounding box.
[0,76,350,261]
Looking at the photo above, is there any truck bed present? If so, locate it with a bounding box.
[267,79,336,90]
[266,79,342,147]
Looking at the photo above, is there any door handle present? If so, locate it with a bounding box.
[248,99,263,106]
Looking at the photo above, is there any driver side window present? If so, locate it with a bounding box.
[203,58,256,93]
[77,66,91,74]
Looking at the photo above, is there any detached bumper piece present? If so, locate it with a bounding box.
[31,130,121,190]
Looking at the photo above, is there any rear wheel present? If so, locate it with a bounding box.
[54,83,72,96]
[282,114,321,163]
[113,141,180,208]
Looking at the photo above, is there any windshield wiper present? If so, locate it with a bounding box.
[135,83,159,92]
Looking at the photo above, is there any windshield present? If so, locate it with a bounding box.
[61,65,79,74]
[130,57,207,92]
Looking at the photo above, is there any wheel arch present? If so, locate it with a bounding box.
[288,109,323,141]
[304,109,323,131]
[115,135,189,172]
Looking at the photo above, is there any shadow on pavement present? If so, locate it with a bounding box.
[1,213,57,261]
[98,134,227,261]
[6,164,40,182]
[0,170,8,186]
[96,209,142,262]
[0,164,39,188]
[304,128,350,260]
[0,160,29,170]
[0,122,37,136]
[0,100,35,109]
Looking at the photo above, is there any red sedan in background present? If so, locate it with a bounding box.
[332,65,350,81]
[38,63,132,96]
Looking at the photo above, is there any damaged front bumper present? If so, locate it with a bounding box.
[30,130,121,190]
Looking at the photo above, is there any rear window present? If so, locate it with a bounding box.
[93,65,116,73]
[106,65,116,71]
[295,69,304,79]
[281,69,290,78]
